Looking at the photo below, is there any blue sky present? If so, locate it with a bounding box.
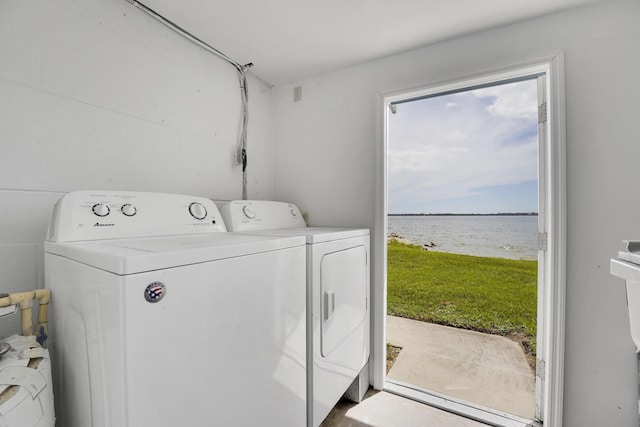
[388,79,539,214]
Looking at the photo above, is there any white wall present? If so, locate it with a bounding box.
[272,0,640,425]
[3,0,639,424]
[0,0,274,335]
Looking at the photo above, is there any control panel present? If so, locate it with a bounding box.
[220,200,306,231]
[47,191,227,242]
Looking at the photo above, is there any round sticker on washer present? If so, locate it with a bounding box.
[144,282,166,303]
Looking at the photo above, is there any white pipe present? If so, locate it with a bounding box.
[124,0,243,70]
[0,290,51,339]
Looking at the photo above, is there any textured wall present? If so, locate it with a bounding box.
[0,0,274,335]
[272,1,640,425]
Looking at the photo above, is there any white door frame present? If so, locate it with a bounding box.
[371,52,566,427]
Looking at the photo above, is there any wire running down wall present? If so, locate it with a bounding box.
[0,0,276,339]
[125,0,254,199]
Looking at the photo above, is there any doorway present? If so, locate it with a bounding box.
[372,56,566,427]
[386,76,539,422]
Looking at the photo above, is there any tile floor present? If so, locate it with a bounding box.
[321,389,490,427]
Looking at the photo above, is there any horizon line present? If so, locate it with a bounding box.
[388,212,538,216]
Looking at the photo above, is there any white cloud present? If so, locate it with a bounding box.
[472,80,538,119]
[388,79,538,212]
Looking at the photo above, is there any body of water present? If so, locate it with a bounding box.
[388,215,539,260]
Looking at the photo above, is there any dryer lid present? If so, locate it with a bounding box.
[221,200,369,242]
[45,233,305,275]
[240,227,369,243]
[301,227,369,243]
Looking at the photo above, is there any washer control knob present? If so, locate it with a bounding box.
[92,203,110,217]
[189,202,207,220]
[242,205,256,219]
[121,204,137,217]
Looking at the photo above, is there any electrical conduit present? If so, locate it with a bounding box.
[124,0,253,199]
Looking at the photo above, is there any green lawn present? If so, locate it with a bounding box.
[387,239,538,354]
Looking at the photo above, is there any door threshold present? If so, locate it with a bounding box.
[384,379,540,427]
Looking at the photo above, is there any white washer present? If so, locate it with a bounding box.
[44,191,307,427]
[221,200,370,427]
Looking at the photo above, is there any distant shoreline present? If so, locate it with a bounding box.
[388,212,538,217]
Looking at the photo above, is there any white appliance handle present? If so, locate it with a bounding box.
[324,290,335,321]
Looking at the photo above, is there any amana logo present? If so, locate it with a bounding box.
[94,222,115,227]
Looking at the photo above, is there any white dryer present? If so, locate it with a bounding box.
[44,191,307,427]
[221,200,370,427]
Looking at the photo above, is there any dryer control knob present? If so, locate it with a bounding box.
[242,205,256,219]
[189,202,207,220]
[121,204,137,217]
[92,203,110,217]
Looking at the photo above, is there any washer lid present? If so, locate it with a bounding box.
[45,233,305,275]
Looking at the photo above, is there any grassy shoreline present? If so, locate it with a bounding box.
[387,239,538,355]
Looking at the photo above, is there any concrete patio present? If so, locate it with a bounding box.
[386,315,536,420]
